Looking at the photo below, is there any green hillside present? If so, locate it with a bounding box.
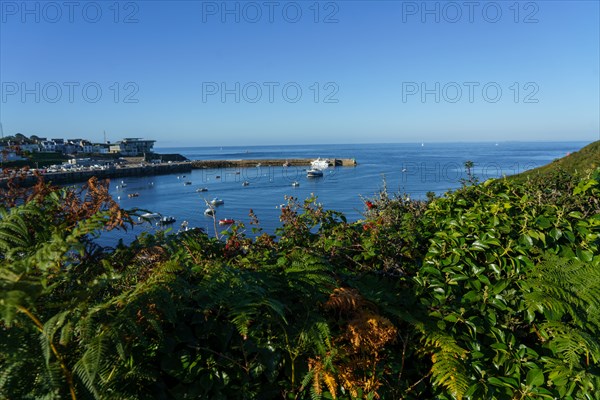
[511,140,600,182]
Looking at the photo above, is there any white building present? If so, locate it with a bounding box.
[40,141,57,152]
[92,143,110,154]
[109,138,155,156]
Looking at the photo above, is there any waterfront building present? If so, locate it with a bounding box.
[109,138,156,156]
[67,139,94,154]
[92,143,110,154]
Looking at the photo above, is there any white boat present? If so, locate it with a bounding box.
[242,181,250,186]
[210,198,224,206]
[307,169,324,178]
[138,212,161,222]
[292,181,300,187]
[196,187,208,192]
[311,158,330,170]
[204,208,215,216]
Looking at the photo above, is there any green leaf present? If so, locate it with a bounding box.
[549,228,563,241]
[535,216,552,229]
[576,249,593,262]
[462,290,480,303]
[444,314,459,323]
[519,234,533,248]
[525,368,544,387]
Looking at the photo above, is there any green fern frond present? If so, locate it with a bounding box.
[430,350,470,400]
[424,331,469,358]
[74,333,110,397]
[423,331,470,399]
[39,311,70,367]
[541,321,600,369]
[285,260,335,290]
[523,256,600,329]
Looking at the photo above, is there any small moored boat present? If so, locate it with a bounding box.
[219,219,235,225]
[184,181,192,185]
[307,169,324,178]
[157,216,176,225]
[292,181,300,187]
[138,212,160,222]
[196,187,208,192]
[204,208,215,216]
[210,198,224,206]
[242,181,250,186]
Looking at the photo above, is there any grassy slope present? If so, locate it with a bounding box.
[510,140,600,182]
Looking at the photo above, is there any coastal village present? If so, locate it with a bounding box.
[0,135,193,185]
[0,134,157,162]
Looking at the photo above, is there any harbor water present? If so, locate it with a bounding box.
[98,141,588,246]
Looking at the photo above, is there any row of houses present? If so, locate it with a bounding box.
[0,137,156,157]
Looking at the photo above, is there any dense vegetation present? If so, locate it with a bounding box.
[1,145,599,399]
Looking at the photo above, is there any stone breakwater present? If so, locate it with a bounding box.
[191,158,357,169]
[1,159,357,187]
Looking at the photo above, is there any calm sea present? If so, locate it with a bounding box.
[99,141,589,246]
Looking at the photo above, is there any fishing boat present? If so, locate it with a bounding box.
[210,198,224,206]
[306,169,324,178]
[219,218,235,225]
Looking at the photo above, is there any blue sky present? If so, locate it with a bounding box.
[1,0,599,146]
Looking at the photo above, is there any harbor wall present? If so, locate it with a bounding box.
[191,158,357,169]
[1,158,357,188]
[0,162,192,187]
